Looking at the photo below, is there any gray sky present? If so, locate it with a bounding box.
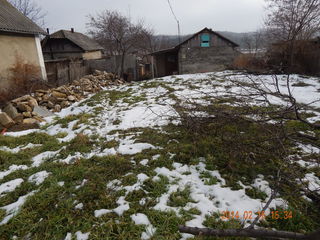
[35,0,266,35]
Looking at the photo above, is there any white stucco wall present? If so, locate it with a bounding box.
[0,33,47,92]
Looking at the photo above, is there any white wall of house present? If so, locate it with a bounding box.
[0,33,47,91]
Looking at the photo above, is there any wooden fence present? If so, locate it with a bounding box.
[45,59,90,87]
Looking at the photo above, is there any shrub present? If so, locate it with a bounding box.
[0,55,50,104]
[233,54,268,73]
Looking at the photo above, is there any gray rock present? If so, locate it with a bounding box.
[28,97,38,109]
[0,112,15,128]
[54,105,61,112]
[3,103,19,120]
[23,112,32,118]
[23,118,38,125]
[17,103,32,112]
[33,106,54,118]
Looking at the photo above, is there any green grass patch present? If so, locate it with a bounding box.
[168,186,196,207]
[245,187,268,200]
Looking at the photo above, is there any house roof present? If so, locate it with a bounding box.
[46,30,104,51]
[151,27,239,55]
[0,0,46,35]
[151,47,178,55]
[178,27,239,48]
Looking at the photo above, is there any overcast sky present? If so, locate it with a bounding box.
[35,0,266,35]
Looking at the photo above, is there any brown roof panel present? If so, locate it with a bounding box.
[0,0,46,35]
[48,30,104,51]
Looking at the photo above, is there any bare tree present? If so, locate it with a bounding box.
[176,73,320,239]
[8,0,46,26]
[265,0,320,71]
[87,10,154,78]
[265,0,320,42]
[178,1,320,237]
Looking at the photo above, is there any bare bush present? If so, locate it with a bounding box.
[233,54,268,73]
[0,55,49,104]
[87,10,154,78]
[173,72,319,238]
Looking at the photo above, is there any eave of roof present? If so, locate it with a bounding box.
[177,27,239,48]
[151,47,179,55]
[0,0,47,35]
[150,27,240,56]
[43,30,104,51]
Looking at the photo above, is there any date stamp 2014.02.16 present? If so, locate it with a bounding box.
[221,210,293,221]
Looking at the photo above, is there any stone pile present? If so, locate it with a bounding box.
[0,71,124,131]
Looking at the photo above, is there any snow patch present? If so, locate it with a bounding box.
[153,162,287,228]
[32,150,60,167]
[118,143,156,155]
[0,165,28,180]
[28,171,51,185]
[75,203,84,210]
[75,231,90,240]
[0,178,24,196]
[0,191,36,225]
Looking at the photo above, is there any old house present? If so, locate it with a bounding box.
[151,28,240,77]
[0,0,47,92]
[42,29,104,60]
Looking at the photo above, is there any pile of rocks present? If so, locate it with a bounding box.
[0,71,124,131]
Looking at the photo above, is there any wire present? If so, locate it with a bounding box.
[167,0,181,43]
[167,0,179,23]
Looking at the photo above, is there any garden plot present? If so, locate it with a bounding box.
[0,71,319,239]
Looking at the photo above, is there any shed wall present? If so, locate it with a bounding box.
[83,51,102,60]
[179,46,239,74]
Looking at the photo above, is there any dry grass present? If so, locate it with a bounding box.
[233,54,268,73]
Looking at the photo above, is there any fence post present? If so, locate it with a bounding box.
[68,60,72,84]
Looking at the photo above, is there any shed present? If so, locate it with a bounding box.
[151,28,240,77]
[42,29,104,60]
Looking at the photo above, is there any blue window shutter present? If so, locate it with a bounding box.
[201,34,210,47]
[201,34,210,41]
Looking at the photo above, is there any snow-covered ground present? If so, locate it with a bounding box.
[0,71,319,239]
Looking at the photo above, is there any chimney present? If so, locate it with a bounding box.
[46,28,50,34]
[71,28,74,33]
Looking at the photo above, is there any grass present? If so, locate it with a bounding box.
[245,187,268,201]
[0,74,319,239]
[0,133,63,171]
[292,81,312,87]
[168,186,196,207]
[0,155,133,239]
[200,172,220,185]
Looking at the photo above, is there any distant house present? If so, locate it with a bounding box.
[151,27,240,77]
[0,0,47,91]
[42,29,104,60]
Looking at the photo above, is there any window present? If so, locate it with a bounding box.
[201,34,210,47]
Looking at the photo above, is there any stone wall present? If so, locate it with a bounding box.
[179,46,240,74]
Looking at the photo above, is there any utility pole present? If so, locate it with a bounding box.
[167,0,181,44]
